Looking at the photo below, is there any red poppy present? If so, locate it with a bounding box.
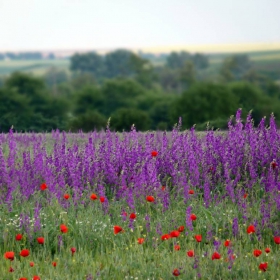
[253,249,262,257]
[71,247,76,255]
[16,234,23,241]
[114,225,123,234]
[40,182,47,190]
[259,262,268,272]
[37,237,44,245]
[187,250,194,257]
[20,249,30,257]
[212,252,221,260]
[170,230,180,238]
[4,251,14,261]
[174,244,180,251]
[9,266,14,272]
[243,193,248,199]
[178,226,185,232]
[188,190,194,195]
[64,194,70,200]
[271,161,277,169]
[247,225,255,234]
[99,196,105,203]
[194,235,202,242]
[60,224,68,233]
[151,151,158,157]
[224,239,231,247]
[52,261,57,267]
[172,269,180,276]
[274,236,280,244]
[20,278,28,280]
[161,186,166,191]
[130,213,136,219]
[33,276,40,280]
[265,247,271,253]
[90,193,98,200]
[161,234,171,241]
[190,214,197,221]
[146,196,155,202]
[30,261,34,267]
[137,238,144,244]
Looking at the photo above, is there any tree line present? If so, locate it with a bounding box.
[0,49,280,132]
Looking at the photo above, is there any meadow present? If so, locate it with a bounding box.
[0,109,280,279]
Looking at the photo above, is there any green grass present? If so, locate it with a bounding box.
[1,185,279,279]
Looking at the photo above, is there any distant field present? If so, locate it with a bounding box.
[0,59,69,76]
[0,49,280,79]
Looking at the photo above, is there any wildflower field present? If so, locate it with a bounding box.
[1,109,280,280]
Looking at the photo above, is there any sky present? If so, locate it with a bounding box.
[0,0,280,52]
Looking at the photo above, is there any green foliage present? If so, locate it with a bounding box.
[111,108,151,131]
[102,79,145,116]
[74,85,105,115]
[171,83,238,129]
[70,52,104,77]
[220,54,252,82]
[68,111,107,132]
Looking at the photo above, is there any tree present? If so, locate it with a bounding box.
[171,83,238,129]
[68,111,106,132]
[74,85,105,115]
[166,51,191,69]
[70,52,104,77]
[110,108,151,131]
[191,53,209,70]
[220,54,252,82]
[102,79,145,115]
[179,61,196,90]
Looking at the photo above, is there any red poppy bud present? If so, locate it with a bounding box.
[146,196,155,202]
[274,236,280,244]
[259,262,268,272]
[137,238,144,244]
[194,235,202,242]
[90,193,98,200]
[151,151,158,157]
[30,261,35,267]
[174,245,180,251]
[114,225,123,234]
[187,250,194,257]
[178,226,185,232]
[37,237,44,244]
[265,247,271,253]
[253,249,262,257]
[40,182,47,190]
[190,214,197,221]
[52,261,57,267]
[212,252,221,260]
[170,230,180,238]
[224,239,231,247]
[100,196,105,203]
[16,234,23,241]
[64,194,70,200]
[161,234,171,241]
[129,213,136,219]
[60,224,68,233]
[247,225,255,234]
[172,269,180,276]
[9,266,14,272]
[33,276,40,280]
[20,249,30,257]
[71,247,76,255]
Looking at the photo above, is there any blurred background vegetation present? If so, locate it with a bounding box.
[0,48,280,132]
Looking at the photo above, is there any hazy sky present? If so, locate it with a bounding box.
[0,0,280,51]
